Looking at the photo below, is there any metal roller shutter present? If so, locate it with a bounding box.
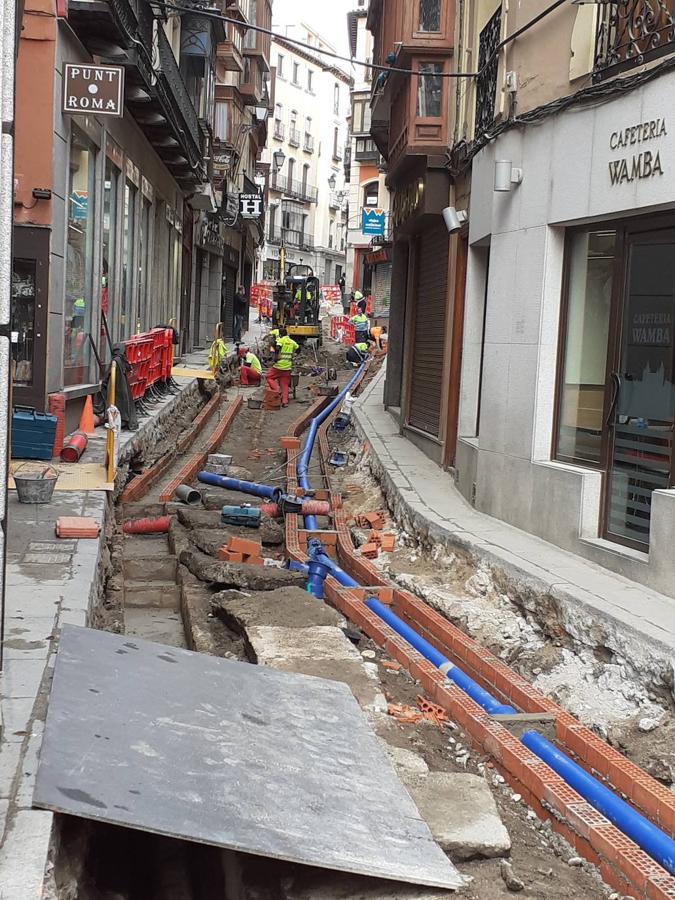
[408,223,449,437]
[222,265,236,341]
[372,262,393,317]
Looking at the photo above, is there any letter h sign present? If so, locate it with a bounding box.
[239,193,263,219]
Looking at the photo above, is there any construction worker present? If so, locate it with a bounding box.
[239,347,262,386]
[346,338,372,367]
[370,324,388,351]
[350,303,370,342]
[294,283,312,324]
[266,327,298,407]
[349,289,363,317]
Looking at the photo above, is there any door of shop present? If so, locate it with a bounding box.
[603,227,675,549]
[406,223,449,438]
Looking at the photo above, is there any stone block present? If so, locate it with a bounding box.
[212,587,342,631]
[246,626,362,665]
[403,773,511,860]
[382,743,430,778]
[0,809,53,898]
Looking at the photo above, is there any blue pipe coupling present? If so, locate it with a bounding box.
[521,730,675,876]
[306,558,331,600]
[197,471,283,503]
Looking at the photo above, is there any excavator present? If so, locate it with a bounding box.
[272,247,322,345]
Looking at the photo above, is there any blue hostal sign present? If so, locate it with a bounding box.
[361,207,385,236]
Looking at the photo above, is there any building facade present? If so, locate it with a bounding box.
[452,0,675,596]
[12,0,269,428]
[345,1,392,319]
[366,0,459,465]
[260,27,349,285]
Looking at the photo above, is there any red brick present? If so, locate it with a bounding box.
[243,555,264,566]
[647,874,675,899]
[218,549,244,563]
[379,534,396,552]
[360,542,379,559]
[280,436,301,450]
[228,536,262,556]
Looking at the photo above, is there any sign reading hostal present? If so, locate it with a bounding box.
[239,193,263,220]
[63,64,125,117]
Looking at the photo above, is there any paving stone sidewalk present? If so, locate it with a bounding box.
[353,366,675,684]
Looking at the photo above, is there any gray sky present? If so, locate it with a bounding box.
[272,0,352,62]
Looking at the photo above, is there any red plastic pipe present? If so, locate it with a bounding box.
[123,515,171,535]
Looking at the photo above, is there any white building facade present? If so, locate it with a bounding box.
[261,28,350,285]
[457,69,675,598]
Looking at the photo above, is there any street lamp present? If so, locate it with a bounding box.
[273,149,286,172]
[328,173,337,190]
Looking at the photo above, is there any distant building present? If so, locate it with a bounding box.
[345,0,392,319]
[261,25,350,285]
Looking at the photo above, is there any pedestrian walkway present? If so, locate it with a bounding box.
[353,367,675,682]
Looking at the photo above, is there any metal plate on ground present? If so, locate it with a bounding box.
[34,626,464,891]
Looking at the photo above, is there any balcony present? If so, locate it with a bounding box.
[289,127,301,147]
[273,120,285,140]
[217,22,245,72]
[267,225,314,251]
[68,0,204,183]
[303,133,315,153]
[355,137,379,162]
[269,172,318,202]
[594,0,675,81]
[474,7,501,137]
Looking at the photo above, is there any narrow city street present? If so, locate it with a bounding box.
[3,0,675,896]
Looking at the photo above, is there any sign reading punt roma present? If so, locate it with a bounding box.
[63,64,125,117]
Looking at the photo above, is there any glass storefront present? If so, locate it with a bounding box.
[121,179,137,340]
[11,257,37,386]
[65,127,96,386]
[102,158,119,354]
[556,230,615,465]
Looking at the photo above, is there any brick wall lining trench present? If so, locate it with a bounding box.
[281,364,675,900]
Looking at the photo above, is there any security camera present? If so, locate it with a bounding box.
[442,206,467,234]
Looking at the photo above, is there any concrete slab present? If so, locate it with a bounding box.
[213,587,343,631]
[0,809,53,899]
[382,744,430,778]
[246,626,363,665]
[272,658,382,710]
[403,773,511,861]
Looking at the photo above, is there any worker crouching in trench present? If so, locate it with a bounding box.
[238,346,263,386]
[265,327,299,407]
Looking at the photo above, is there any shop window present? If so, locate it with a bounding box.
[11,258,36,386]
[555,230,615,465]
[65,128,96,387]
[102,158,119,353]
[121,180,137,340]
[244,0,257,48]
[138,198,152,331]
[417,63,443,117]
[419,0,441,32]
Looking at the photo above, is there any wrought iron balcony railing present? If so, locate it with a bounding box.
[594,0,675,80]
[269,172,318,202]
[474,7,501,138]
[156,26,202,162]
[273,120,285,140]
[267,226,314,250]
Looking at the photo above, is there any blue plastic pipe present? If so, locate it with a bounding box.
[297,364,366,530]
[306,558,331,600]
[521,730,675,876]
[307,540,358,588]
[365,598,516,716]
[197,472,283,504]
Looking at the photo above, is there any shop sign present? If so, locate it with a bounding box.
[200,218,225,252]
[63,64,124,117]
[391,177,424,228]
[69,190,88,220]
[141,176,154,202]
[125,158,140,187]
[239,193,263,219]
[361,207,386,236]
[608,118,667,186]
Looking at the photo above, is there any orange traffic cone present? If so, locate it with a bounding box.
[78,395,96,434]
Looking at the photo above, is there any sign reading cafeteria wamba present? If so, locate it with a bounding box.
[62,64,125,117]
[608,118,666,186]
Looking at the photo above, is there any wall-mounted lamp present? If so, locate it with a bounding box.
[494,160,523,192]
[273,149,286,172]
[254,105,268,123]
[442,207,468,234]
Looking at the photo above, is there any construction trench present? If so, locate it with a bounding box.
[42,333,675,900]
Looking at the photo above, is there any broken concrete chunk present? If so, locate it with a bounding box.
[382,744,430,778]
[180,549,307,591]
[246,626,362,665]
[403,773,511,861]
[212,587,342,631]
[500,860,525,892]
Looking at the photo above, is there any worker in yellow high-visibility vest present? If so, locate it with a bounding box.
[266,327,299,407]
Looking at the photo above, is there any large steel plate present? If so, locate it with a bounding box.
[34,626,463,890]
